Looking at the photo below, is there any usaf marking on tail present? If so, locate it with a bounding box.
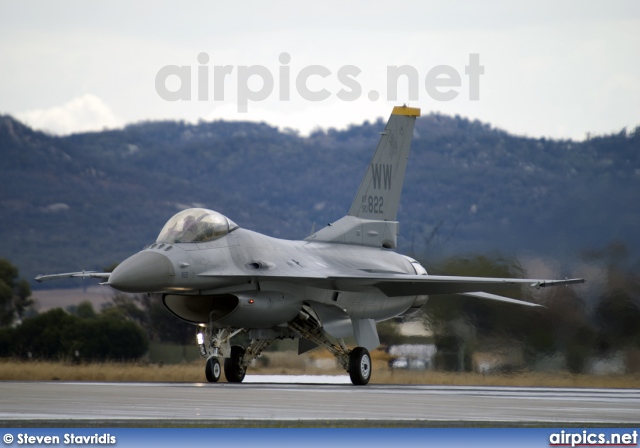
[37,106,584,385]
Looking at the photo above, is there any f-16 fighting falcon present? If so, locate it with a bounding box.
[37,106,584,385]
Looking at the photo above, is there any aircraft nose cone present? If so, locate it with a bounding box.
[109,251,175,293]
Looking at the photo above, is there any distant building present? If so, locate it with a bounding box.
[388,344,437,370]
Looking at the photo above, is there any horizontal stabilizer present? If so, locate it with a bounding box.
[458,291,543,307]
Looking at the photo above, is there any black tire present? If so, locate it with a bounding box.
[348,347,371,385]
[224,345,246,383]
[205,357,221,383]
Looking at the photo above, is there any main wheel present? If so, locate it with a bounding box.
[205,357,221,382]
[348,347,371,385]
[224,345,246,383]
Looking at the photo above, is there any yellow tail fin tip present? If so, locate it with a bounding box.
[391,105,421,117]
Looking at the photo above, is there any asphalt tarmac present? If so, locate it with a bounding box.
[1,379,639,425]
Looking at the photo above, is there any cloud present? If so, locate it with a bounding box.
[16,94,123,135]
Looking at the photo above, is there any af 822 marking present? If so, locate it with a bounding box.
[361,195,384,214]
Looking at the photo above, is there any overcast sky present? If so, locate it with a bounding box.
[1,1,638,139]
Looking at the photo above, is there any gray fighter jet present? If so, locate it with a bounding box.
[37,106,584,385]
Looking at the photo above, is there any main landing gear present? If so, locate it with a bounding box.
[197,306,373,385]
[348,346,372,386]
[288,306,372,385]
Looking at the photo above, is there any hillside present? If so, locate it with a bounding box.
[1,113,638,286]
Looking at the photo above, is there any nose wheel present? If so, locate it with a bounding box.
[205,357,221,382]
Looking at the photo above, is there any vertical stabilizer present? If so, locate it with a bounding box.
[308,106,420,248]
[348,106,420,221]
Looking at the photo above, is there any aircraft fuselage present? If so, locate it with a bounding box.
[108,228,424,327]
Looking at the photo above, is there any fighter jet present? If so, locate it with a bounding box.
[37,106,584,385]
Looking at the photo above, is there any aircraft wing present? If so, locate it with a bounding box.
[35,271,111,282]
[328,273,584,296]
[199,270,584,307]
[327,273,584,307]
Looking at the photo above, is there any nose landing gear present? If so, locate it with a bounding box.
[223,345,246,383]
[205,357,221,382]
[198,326,276,383]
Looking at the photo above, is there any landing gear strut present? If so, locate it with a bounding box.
[198,325,278,383]
[198,326,242,383]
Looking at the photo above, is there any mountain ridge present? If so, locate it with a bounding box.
[1,113,638,286]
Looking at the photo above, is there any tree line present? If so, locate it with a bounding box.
[0,259,149,361]
[411,242,640,374]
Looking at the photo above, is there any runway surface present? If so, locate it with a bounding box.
[2,378,639,425]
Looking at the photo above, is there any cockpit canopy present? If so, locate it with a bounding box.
[156,208,238,244]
